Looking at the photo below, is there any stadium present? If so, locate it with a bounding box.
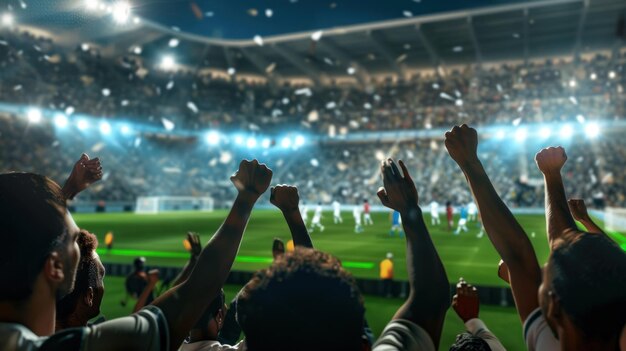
[1,0,626,350]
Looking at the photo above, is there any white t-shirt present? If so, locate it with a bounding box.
[332,201,341,215]
[372,319,435,351]
[523,308,560,351]
[429,202,439,215]
[464,318,506,351]
[179,340,246,351]
[468,203,477,215]
[0,306,169,351]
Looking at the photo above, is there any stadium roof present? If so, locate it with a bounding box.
[8,0,626,81]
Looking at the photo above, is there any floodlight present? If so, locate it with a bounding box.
[54,113,68,128]
[585,122,600,139]
[77,119,89,130]
[261,138,271,148]
[168,38,179,48]
[590,73,597,80]
[560,124,573,138]
[568,79,576,87]
[514,127,527,142]
[227,67,236,75]
[246,137,257,148]
[281,137,292,148]
[294,135,305,147]
[112,1,131,24]
[608,71,616,79]
[160,55,175,70]
[206,131,220,145]
[99,121,112,134]
[539,127,551,139]
[1,13,14,26]
[120,124,132,135]
[27,108,42,123]
[234,135,244,145]
[495,130,505,140]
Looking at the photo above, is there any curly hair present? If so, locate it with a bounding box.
[551,233,626,340]
[0,173,68,300]
[56,230,100,320]
[449,332,491,351]
[236,248,365,351]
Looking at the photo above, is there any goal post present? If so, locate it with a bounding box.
[604,207,626,232]
[135,196,214,214]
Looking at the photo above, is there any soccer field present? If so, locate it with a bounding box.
[75,209,561,286]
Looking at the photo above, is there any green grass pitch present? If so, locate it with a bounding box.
[83,210,624,350]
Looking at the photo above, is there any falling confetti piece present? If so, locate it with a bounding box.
[295,88,312,96]
[403,10,413,17]
[166,80,174,90]
[347,67,356,75]
[162,118,175,131]
[265,62,276,73]
[187,101,199,113]
[326,101,337,109]
[248,8,258,16]
[227,67,236,75]
[311,30,323,41]
[169,38,179,47]
[102,88,111,96]
[253,35,264,46]
[439,92,455,101]
[452,46,463,52]
[265,9,273,17]
[569,96,578,105]
[396,54,407,63]
[323,57,334,65]
[512,117,522,126]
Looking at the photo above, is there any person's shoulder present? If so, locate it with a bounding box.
[523,308,560,351]
[0,323,86,351]
[373,319,436,351]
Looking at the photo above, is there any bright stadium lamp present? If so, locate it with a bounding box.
[1,13,14,26]
[27,108,42,123]
[206,131,220,145]
[77,119,90,131]
[495,129,505,140]
[281,137,292,148]
[84,0,99,10]
[160,55,175,70]
[514,127,527,142]
[99,121,112,135]
[120,124,132,135]
[112,1,131,24]
[560,124,573,139]
[585,122,600,139]
[54,113,68,128]
[261,138,271,148]
[234,135,244,145]
[246,137,257,149]
[539,127,552,139]
[294,135,305,147]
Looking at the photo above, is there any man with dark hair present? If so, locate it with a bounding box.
[56,230,105,330]
[180,290,241,351]
[0,158,273,351]
[534,146,626,351]
[448,333,491,351]
[237,248,366,351]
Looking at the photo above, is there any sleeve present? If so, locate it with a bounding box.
[523,308,560,351]
[372,319,436,351]
[79,305,169,351]
[464,318,506,351]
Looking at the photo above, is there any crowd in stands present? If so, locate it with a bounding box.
[1,124,625,351]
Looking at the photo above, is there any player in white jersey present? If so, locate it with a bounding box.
[467,201,477,222]
[300,202,309,223]
[353,205,363,233]
[309,202,325,232]
[429,200,440,226]
[332,200,342,224]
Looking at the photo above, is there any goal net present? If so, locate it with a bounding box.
[604,207,626,232]
[135,196,214,214]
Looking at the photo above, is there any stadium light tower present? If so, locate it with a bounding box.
[261,138,271,148]
[495,129,506,140]
[585,122,600,139]
[560,124,573,139]
[206,131,220,145]
[246,137,257,149]
[112,1,131,24]
[281,137,292,148]
[99,121,112,135]
[514,127,527,142]
[77,119,90,131]
[27,108,42,123]
[539,127,552,139]
[1,13,14,27]
[120,124,132,135]
[160,55,176,70]
[54,113,68,128]
[294,135,305,147]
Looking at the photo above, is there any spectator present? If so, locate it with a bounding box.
[56,230,105,330]
[379,252,394,297]
[451,278,506,351]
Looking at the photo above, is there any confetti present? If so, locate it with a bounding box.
[363,103,372,109]
[253,35,264,46]
[307,110,319,122]
[403,10,413,17]
[396,54,407,63]
[295,87,312,96]
[187,101,199,113]
[512,117,522,126]
[439,92,455,101]
[166,80,174,90]
[576,114,585,123]
[265,9,273,17]
[323,57,334,65]
[81,43,90,51]
[326,101,337,109]
[311,30,323,41]
[347,67,356,75]
[168,38,179,48]
[161,118,175,131]
[227,67,236,75]
[13,85,22,91]
[310,159,319,167]
[265,62,276,73]
[452,46,463,52]
[102,88,111,96]
[247,8,258,16]
[455,99,463,107]
[569,96,578,105]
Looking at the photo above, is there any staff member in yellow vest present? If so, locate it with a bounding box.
[380,252,394,297]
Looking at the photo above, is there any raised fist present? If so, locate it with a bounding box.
[270,185,300,213]
[230,159,273,200]
[444,124,479,168]
[535,147,567,175]
[568,198,589,222]
[63,153,103,199]
[452,278,480,323]
[377,159,418,214]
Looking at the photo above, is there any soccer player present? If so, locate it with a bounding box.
[446,201,454,230]
[363,199,374,225]
[309,202,325,233]
[389,210,404,237]
[379,253,394,297]
[455,206,469,235]
[467,201,478,222]
[332,200,343,224]
[299,202,309,224]
[353,204,363,233]
[429,200,441,226]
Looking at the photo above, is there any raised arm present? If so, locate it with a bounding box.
[270,185,313,248]
[170,233,202,287]
[62,153,103,200]
[445,125,541,322]
[133,269,160,313]
[150,159,272,350]
[567,198,606,235]
[377,158,450,347]
[535,147,580,248]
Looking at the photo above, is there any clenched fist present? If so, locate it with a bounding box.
[452,278,480,323]
[270,185,300,213]
[230,159,273,201]
[63,153,103,199]
[535,147,567,176]
[444,124,480,168]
